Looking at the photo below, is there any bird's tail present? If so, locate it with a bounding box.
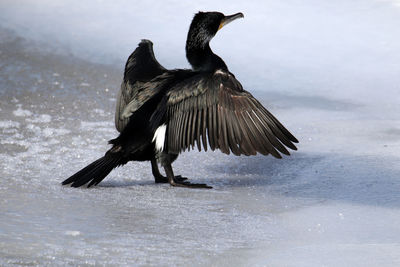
[62,150,123,188]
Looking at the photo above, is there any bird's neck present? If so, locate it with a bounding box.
[186,43,228,72]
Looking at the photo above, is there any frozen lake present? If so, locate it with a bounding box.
[1,0,400,266]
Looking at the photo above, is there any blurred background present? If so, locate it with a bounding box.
[1,0,400,266]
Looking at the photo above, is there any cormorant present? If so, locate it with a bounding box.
[62,11,299,189]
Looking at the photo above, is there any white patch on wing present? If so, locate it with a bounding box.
[215,69,227,75]
[152,124,167,152]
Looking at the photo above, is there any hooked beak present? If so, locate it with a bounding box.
[218,12,244,30]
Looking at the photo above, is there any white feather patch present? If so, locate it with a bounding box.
[152,124,167,152]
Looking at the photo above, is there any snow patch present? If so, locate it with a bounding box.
[26,114,52,123]
[13,105,32,117]
[0,121,20,129]
[93,109,106,115]
[65,231,81,237]
[80,121,112,129]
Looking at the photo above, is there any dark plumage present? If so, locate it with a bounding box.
[62,11,298,189]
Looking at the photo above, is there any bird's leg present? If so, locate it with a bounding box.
[151,158,166,182]
[163,163,212,189]
[151,158,187,183]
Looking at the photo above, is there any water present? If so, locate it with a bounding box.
[1,1,400,266]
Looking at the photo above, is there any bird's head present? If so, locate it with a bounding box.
[187,11,244,49]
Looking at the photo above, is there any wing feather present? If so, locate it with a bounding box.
[180,110,189,150]
[251,99,293,155]
[236,110,257,156]
[248,109,288,156]
[191,100,198,149]
[196,108,202,151]
[164,70,298,158]
[218,105,230,154]
[224,108,241,155]
[174,107,184,153]
[201,108,208,151]
[187,107,194,150]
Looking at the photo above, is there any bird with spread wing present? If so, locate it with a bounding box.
[62,11,298,189]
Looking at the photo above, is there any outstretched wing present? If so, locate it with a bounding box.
[115,39,167,132]
[164,70,298,158]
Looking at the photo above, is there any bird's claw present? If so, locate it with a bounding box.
[170,178,212,189]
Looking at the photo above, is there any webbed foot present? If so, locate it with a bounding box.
[155,175,187,183]
[169,176,212,189]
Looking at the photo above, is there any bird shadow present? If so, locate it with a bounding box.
[255,91,362,111]
[90,150,400,210]
[98,179,156,188]
[209,152,400,209]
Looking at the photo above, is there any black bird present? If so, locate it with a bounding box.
[62,11,299,189]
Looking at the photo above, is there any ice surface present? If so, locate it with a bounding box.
[1,0,400,266]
